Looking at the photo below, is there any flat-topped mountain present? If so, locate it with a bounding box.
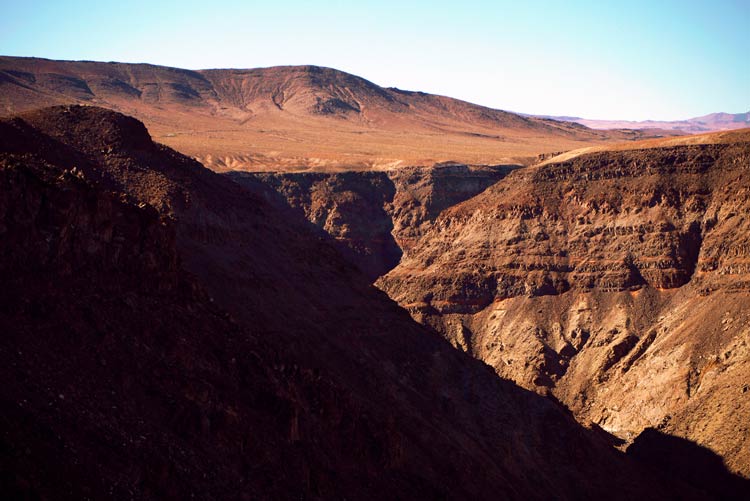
[0,56,669,171]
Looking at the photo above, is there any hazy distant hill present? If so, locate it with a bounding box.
[536,111,750,133]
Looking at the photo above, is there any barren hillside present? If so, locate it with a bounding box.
[0,56,671,171]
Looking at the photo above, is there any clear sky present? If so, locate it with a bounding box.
[1,0,748,120]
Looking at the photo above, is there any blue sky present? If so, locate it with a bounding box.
[1,0,748,120]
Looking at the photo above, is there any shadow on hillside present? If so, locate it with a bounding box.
[227,170,402,281]
[626,427,750,499]
[227,168,750,500]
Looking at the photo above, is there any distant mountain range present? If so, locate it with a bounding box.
[531,111,750,133]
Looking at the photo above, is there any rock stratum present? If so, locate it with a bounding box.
[0,56,672,171]
[1,105,719,499]
[229,163,517,279]
[378,130,750,478]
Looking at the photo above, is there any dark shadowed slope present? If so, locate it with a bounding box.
[229,163,516,280]
[0,105,703,499]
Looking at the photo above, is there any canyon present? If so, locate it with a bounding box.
[1,56,749,499]
[229,163,517,280]
[231,128,750,481]
[3,104,716,499]
[221,131,750,473]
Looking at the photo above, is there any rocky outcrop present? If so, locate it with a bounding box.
[231,170,402,281]
[230,163,516,279]
[0,158,179,292]
[387,163,518,255]
[2,106,702,499]
[381,143,750,311]
[378,139,750,477]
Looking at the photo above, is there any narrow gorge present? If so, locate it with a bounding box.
[244,134,750,478]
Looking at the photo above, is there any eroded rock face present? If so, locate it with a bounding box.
[387,163,518,255]
[0,164,176,284]
[378,141,750,476]
[231,170,402,281]
[230,163,516,279]
[2,106,699,499]
[381,144,750,311]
